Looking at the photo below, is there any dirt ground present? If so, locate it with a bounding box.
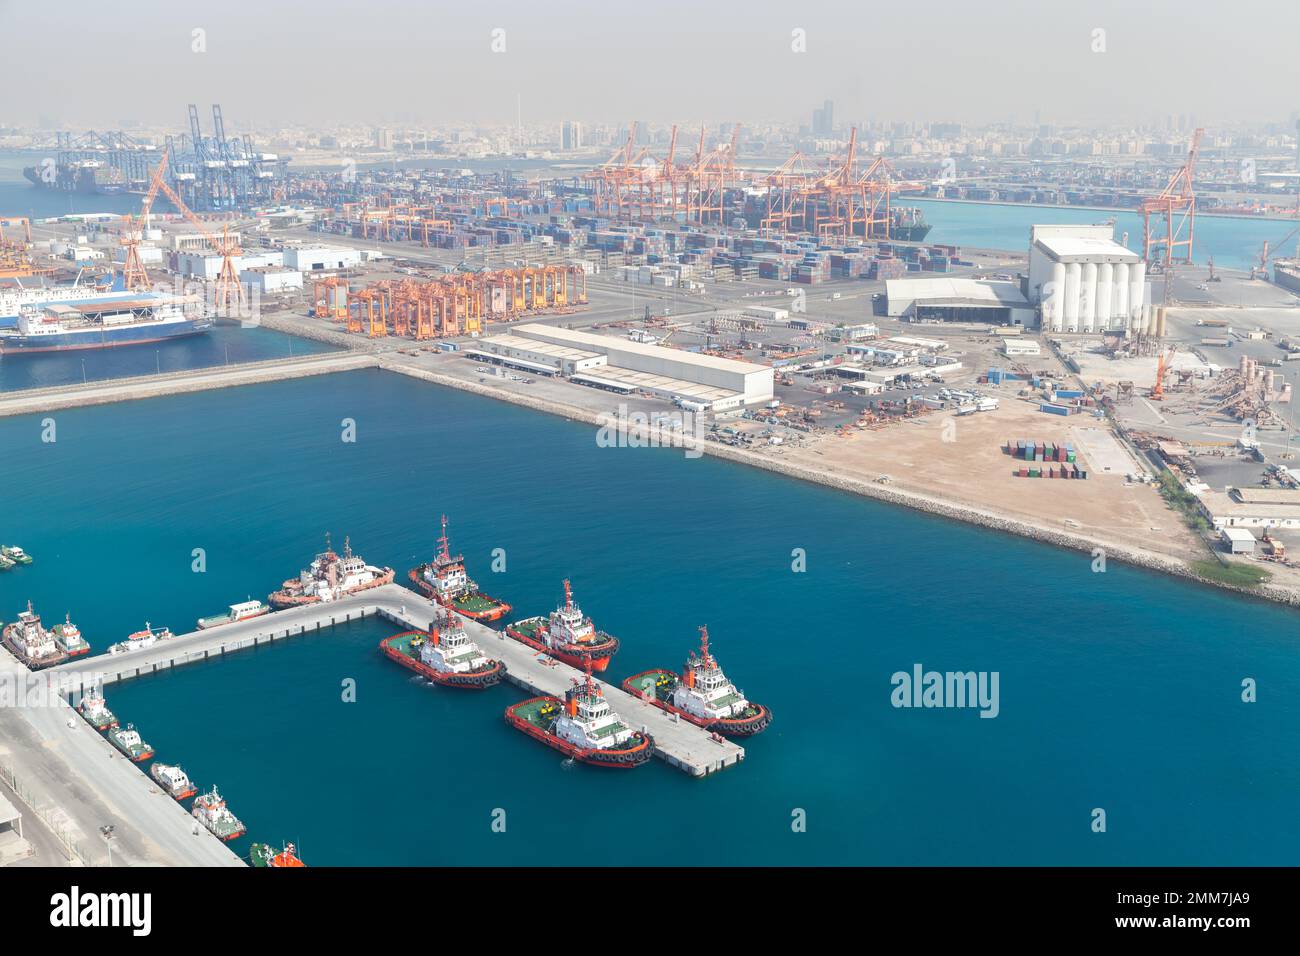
[785,395,1206,560]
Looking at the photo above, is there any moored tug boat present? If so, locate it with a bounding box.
[150,763,198,801]
[380,609,505,689]
[77,689,118,731]
[269,534,395,608]
[1,601,67,670]
[505,663,654,769]
[622,626,771,737]
[196,599,270,630]
[108,723,155,762]
[107,622,174,656]
[408,516,511,622]
[1,545,32,565]
[505,579,619,672]
[192,787,246,842]
[250,841,306,868]
[51,612,91,657]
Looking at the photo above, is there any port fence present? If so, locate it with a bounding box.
[0,760,94,865]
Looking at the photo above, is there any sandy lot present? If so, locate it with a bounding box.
[787,396,1205,560]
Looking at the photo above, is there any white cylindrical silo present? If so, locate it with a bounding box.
[1114,262,1130,331]
[1046,261,1066,331]
[1129,260,1146,330]
[1096,263,1114,329]
[1081,262,1098,332]
[1064,262,1081,332]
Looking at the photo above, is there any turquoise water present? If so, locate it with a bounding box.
[2,369,1299,865]
[911,197,1296,272]
[0,325,336,392]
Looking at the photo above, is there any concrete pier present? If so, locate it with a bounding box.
[0,351,378,419]
[44,584,744,777]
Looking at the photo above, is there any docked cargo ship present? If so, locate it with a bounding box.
[108,622,174,656]
[380,610,505,689]
[408,516,511,622]
[505,666,654,768]
[108,723,155,762]
[51,612,91,657]
[0,281,117,330]
[23,158,101,193]
[77,690,118,731]
[150,763,198,801]
[622,626,771,737]
[196,599,269,630]
[250,842,306,868]
[505,580,619,672]
[889,206,932,243]
[269,535,395,608]
[1274,260,1300,297]
[0,293,212,354]
[192,787,247,842]
[1,601,67,669]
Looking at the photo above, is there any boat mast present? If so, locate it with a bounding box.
[438,514,451,562]
[698,625,713,667]
[563,578,573,610]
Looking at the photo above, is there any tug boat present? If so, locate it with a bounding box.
[192,787,246,842]
[1,601,67,669]
[269,534,395,608]
[77,690,118,731]
[51,613,91,657]
[505,663,654,769]
[150,763,198,801]
[108,622,174,656]
[196,599,270,630]
[108,723,155,762]
[0,553,13,571]
[407,516,511,622]
[250,841,306,868]
[505,580,619,672]
[0,545,32,565]
[380,609,505,689]
[622,626,771,737]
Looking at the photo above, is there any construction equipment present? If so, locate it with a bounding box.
[1142,128,1203,268]
[119,153,170,291]
[150,172,245,315]
[1151,348,1175,400]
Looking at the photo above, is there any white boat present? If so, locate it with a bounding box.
[108,622,174,656]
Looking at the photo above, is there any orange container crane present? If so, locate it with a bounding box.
[120,152,170,292]
[152,171,245,315]
[1142,128,1203,268]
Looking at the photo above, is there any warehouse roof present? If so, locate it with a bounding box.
[478,333,602,363]
[573,364,739,403]
[885,278,1029,307]
[514,323,770,376]
[1231,487,1300,505]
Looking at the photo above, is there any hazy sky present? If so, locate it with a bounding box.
[1,0,1296,131]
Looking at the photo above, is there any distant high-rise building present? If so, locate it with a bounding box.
[811,99,834,137]
[373,127,393,149]
[561,120,584,151]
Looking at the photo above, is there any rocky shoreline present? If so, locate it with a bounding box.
[382,359,1300,611]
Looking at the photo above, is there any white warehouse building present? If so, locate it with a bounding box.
[512,323,774,408]
[1028,224,1147,334]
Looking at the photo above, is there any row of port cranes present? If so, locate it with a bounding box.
[46,104,286,211]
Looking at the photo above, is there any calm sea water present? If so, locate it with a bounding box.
[0,325,336,392]
[911,197,1297,272]
[1,369,1298,865]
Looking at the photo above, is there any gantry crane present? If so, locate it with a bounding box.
[119,152,170,291]
[152,172,245,314]
[1142,128,1203,268]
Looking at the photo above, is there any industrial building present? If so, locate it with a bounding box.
[1198,486,1300,530]
[884,278,1034,325]
[478,323,774,409]
[1028,224,1148,334]
[239,266,304,295]
[282,246,362,272]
